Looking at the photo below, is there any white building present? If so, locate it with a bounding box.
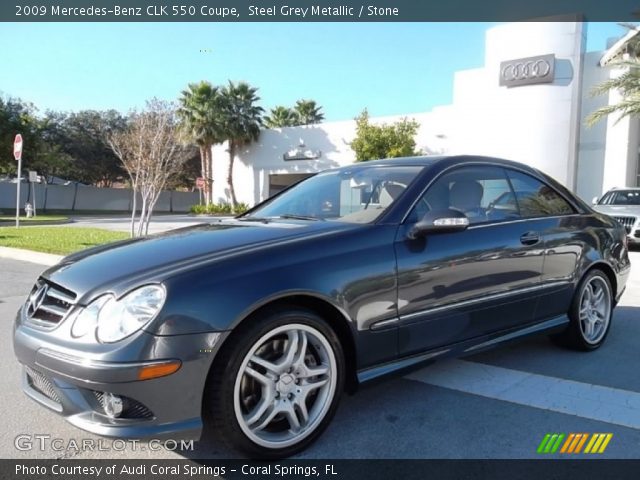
[212,20,640,207]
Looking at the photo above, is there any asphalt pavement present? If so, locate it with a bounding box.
[0,253,638,459]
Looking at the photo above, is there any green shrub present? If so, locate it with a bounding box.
[189,202,250,215]
[189,204,208,214]
[233,202,249,214]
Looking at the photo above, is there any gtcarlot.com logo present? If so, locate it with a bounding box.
[537,433,613,454]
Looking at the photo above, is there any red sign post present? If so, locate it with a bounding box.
[14,134,23,227]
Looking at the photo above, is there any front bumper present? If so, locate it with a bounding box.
[13,306,229,440]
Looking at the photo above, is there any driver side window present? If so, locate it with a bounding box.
[409,166,516,225]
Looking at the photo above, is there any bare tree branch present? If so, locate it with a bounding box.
[107,99,191,237]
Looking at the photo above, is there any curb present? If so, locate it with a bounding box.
[0,246,63,266]
[0,219,73,227]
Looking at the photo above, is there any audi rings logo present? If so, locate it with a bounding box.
[502,60,551,81]
[499,54,555,87]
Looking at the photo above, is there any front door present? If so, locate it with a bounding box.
[394,165,545,356]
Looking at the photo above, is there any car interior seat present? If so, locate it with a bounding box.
[449,180,486,221]
[379,182,406,208]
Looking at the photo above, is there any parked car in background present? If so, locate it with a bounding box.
[13,156,630,458]
[592,188,640,245]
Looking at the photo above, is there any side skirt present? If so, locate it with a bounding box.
[356,315,569,384]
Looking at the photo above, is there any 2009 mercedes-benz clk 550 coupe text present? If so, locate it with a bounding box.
[13,156,630,458]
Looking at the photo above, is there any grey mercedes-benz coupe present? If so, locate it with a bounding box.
[13,156,630,458]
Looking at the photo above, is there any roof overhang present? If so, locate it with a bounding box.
[599,27,640,67]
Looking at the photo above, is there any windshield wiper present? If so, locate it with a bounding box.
[237,216,271,223]
[277,214,324,221]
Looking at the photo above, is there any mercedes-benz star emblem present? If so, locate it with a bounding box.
[28,284,48,316]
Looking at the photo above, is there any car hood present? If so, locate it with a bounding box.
[41,219,355,302]
[593,205,640,217]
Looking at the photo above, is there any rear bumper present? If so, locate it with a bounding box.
[13,306,229,440]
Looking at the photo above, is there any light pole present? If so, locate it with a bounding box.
[13,134,23,228]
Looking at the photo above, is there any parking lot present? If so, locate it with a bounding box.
[1,252,639,459]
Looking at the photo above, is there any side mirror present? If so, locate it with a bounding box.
[408,209,469,239]
[591,196,599,206]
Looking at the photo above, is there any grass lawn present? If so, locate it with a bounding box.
[0,215,69,222]
[0,226,129,255]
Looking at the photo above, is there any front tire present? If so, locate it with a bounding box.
[205,307,344,458]
[552,269,613,351]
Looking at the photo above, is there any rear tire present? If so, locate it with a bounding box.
[205,307,344,458]
[551,269,613,351]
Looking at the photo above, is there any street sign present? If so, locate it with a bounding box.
[196,177,205,189]
[28,171,38,183]
[14,134,23,161]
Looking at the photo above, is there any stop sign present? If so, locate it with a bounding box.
[196,177,205,189]
[13,134,23,161]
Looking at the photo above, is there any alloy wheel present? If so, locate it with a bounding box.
[578,276,611,345]
[233,323,337,449]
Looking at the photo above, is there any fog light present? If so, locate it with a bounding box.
[103,392,123,418]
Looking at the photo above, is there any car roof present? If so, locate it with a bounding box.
[332,155,543,175]
[608,187,640,191]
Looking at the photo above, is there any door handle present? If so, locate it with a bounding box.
[520,231,540,245]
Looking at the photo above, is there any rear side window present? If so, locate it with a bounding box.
[506,170,575,217]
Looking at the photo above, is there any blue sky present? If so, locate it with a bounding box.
[0,22,627,121]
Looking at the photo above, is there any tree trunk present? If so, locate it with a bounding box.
[144,196,156,236]
[206,145,214,205]
[227,141,237,207]
[129,174,138,238]
[137,193,148,237]
[199,145,208,205]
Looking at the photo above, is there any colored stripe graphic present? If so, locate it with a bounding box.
[537,434,551,454]
[540,433,613,454]
[537,433,565,453]
[560,433,575,453]
[598,433,613,453]
[585,433,613,453]
[550,434,565,453]
[575,433,589,453]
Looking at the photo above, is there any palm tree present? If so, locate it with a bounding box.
[264,106,298,128]
[586,59,640,126]
[294,99,324,125]
[177,81,225,204]
[221,81,264,207]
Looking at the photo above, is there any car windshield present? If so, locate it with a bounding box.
[599,190,640,206]
[243,165,423,223]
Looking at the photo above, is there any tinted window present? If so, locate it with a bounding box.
[599,190,640,206]
[410,166,516,225]
[506,170,575,217]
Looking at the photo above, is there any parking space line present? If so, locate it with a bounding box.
[405,359,640,429]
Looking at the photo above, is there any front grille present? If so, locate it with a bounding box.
[93,391,155,420]
[25,279,76,329]
[25,366,61,404]
[612,216,637,234]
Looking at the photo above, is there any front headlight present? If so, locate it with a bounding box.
[70,295,110,338]
[71,285,165,343]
